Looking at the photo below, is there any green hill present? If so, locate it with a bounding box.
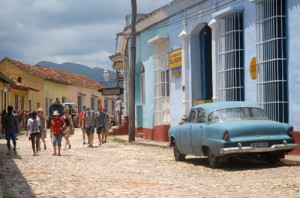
[36,61,116,86]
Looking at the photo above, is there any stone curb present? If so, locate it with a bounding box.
[112,136,300,166]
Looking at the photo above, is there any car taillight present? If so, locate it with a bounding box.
[223,130,229,141]
[288,127,294,137]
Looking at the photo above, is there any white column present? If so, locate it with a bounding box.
[178,18,190,115]
[208,19,219,102]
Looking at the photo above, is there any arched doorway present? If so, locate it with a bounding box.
[199,25,212,100]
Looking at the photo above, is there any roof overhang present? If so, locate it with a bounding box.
[148,35,169,45]
[109,52,125,70]
[109,52,123,62]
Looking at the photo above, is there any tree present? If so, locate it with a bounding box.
[129,0,136,142]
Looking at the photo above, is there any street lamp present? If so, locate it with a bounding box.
[103,69,111,82]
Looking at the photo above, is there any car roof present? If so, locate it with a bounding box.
[192,101,260,114]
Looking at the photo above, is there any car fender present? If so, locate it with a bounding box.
[202,124,227,156]
[169,125,183,148]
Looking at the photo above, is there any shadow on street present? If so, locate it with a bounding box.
[0,142,35,197]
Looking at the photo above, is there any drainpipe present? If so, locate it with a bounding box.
[208,18,219,102]
[178,18,190,115]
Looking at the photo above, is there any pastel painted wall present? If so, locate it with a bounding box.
[130,0,300,133]
[243,3,256,103]
[0,59,44,111]
[287,0,300,131]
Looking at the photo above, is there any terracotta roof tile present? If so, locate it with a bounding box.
[4,57,105,89]
[0,72,39,91]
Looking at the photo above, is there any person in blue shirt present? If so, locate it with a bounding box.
[3,106,18,155]
[95,106,108,145]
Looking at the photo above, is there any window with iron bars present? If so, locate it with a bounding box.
[256,0,287,123]
[218,11,244,101]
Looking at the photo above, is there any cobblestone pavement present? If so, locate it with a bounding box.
[0,128,300,198]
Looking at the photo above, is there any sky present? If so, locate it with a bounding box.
[0,0,172,70]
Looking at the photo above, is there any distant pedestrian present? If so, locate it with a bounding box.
[102,107,109,143]
[50,110,66,156]
[62,108,74,150]
[95,106,107,145]
[37,108,47,150]
[22,109,31,129]
[27,111,41,156]
[15,110,22,139]
[3,106,18,155]
[78,106,87,144]
[115,96,123,126]
[83,107,96,148]
[108,115,116,129]
[1,109,7,136]
[179,115,188,125]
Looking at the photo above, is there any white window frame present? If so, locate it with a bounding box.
[218,11,244,101]
[153,41,170,125]
[140,64,145,105]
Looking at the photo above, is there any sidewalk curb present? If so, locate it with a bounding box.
[281,158,300,166]
[111,136,171,149]
[112,136,300,166]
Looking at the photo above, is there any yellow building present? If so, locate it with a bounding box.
[0,57,105,115]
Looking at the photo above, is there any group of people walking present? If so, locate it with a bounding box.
[1,106,48,156]
[79,105,113,148]
[1,104,115,157]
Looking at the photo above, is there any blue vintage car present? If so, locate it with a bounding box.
[168,102,299,168]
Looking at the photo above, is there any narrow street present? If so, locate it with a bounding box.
[0,128,299,197]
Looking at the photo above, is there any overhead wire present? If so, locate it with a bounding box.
[134,0,238,47]
[141,0,237,32]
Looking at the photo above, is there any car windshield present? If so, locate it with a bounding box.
[64,104,74,109]
[208,107,268,123]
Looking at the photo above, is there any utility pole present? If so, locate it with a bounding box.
[128,0,136,142]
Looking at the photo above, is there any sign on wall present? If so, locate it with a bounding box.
[98,88,123,96]
[250,57,257,79]
[169,48,182,69]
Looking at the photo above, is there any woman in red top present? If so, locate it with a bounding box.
[50,110,66,156]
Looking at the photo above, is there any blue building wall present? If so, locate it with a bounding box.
[134,23,170,129]
[287,0,300,130]
[131,0,300,132]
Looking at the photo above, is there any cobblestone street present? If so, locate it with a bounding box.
[0,128,299,198]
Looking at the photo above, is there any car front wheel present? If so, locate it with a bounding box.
[207,148,220,168]
[174,142,186,161]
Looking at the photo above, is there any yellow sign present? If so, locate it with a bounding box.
[172,70,180,77]
[250,57,257,79]
[194,100,213,105]
[169,49,182,68]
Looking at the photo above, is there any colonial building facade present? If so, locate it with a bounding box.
[0,57,106,116]
[111,0,300,145]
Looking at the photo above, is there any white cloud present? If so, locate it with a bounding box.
[0,0,173,69]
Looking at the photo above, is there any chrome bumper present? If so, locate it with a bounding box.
[220,140,300,155]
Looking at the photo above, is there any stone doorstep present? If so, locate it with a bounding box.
[281,155,300,165]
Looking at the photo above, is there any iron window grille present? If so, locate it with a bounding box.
[256,0,287,123]
[218,11,244,101]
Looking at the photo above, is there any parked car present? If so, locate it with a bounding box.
[168,101,299,168]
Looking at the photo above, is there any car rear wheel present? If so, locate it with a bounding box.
[207,148,220,168]
[174,142,185,161]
